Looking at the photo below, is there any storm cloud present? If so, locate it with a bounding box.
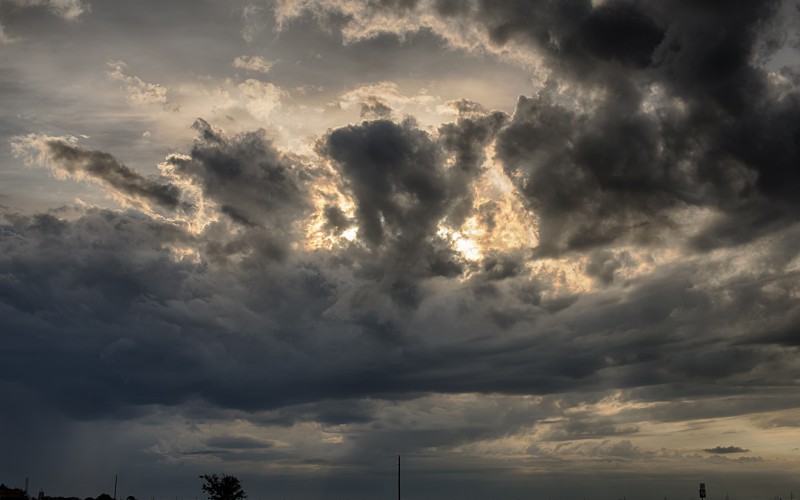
[2,0,800,499]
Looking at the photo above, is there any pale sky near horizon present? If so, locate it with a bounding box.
[2,1,800,500]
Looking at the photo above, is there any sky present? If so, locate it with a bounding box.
[2,1,800,499]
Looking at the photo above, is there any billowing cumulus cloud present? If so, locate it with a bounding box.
[5,117,800,411]
[321,119,446,248]
[168,119,312,232]
[2,1,800,499]
[280,0,800,254]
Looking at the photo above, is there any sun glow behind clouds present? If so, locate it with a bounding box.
[302,139,543,263]
[12,124,682,297]
[4,0,800,496]
[303,162,359,251]
[434,146,540,263]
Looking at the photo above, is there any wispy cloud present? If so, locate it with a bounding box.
[233,55,276,74]
[107,60,168,105]
[6,0,90,20]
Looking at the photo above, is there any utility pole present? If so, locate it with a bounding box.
[114,475,118,500]
[397,456,401,500]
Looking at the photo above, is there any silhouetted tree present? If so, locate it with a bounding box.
[199,474,246,500]
[126,496,136,500]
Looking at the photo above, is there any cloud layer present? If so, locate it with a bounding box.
[2,0,800,498]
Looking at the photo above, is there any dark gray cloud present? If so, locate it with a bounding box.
[45,140,185,210]
[317,118,474,308]
[438,110,508,225]
[493,73,799,254]
[2,198,800,499]
[4,178,797,423]
[478,0,665,72]
[163,119,318,262]
[320,118,447,248]
[320,111,506,248]
[704,446,750,454]
[171,119,312,228]
[488,0,800,252]
[2,0,800,498]
[310,0,800,254]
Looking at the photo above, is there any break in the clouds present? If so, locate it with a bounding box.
[2,1,800,500]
